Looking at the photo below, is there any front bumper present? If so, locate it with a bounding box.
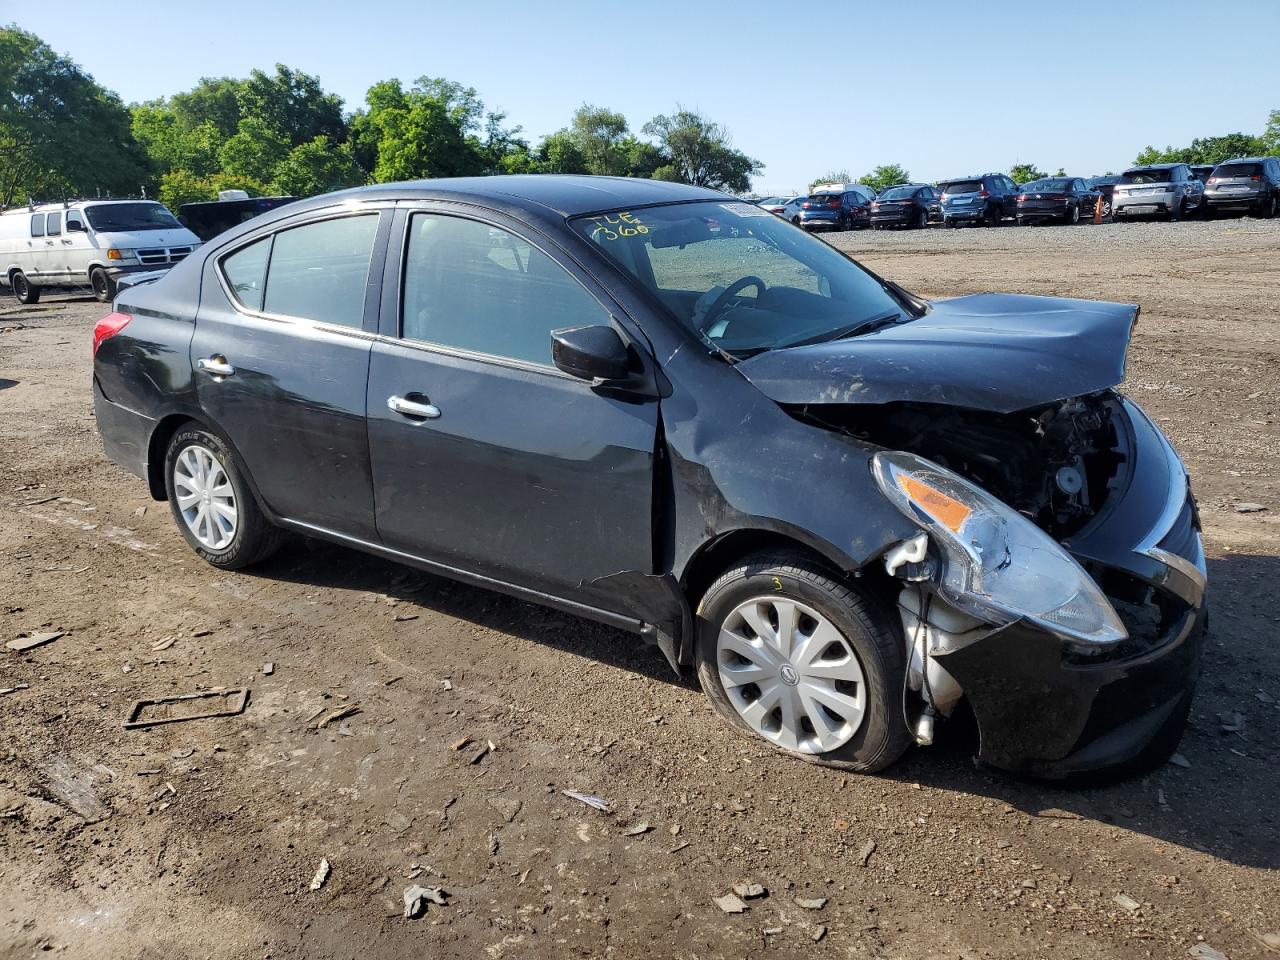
[931,397,1207,778]
[102,261,176,279]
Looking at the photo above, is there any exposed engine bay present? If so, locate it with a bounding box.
[792,390,1127,539]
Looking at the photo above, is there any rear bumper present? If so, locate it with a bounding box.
[941,203,986,221]
[1204,190,1264,208]
[93,375,154,483]
[1018,201,1070,217]
[1113,191,1176,215]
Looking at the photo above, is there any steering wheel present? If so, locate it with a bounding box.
[697,275,767,334]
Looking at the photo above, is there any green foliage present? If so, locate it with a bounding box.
[1264,110,1280,155]
[218,116,290,183]
[131,104,223,178]
[1134,132,1265,167]
[1009,162,1046,184]
[859,164,910,193]
[239,65,345,148]
[641,109,762,193]
[809,170,852,190]
[271,136,362,196]
[350,76,488,182]
[0,26,149,206]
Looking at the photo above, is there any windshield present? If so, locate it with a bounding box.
[1120,169,1173,184]
[571,201,909,356]
[878,186,919,200]
[1022,178,1071,192]
[84,202,182,232]
[942,180,982,195]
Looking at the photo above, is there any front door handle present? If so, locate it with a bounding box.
[197,356,235,377]
[387,394,441,420]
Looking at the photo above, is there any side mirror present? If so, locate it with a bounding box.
[65,220,85,233]
[552,325,631,383]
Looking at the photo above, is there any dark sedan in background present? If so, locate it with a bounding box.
[92,175,1206,780]
[869,184,938,229]
[1016,177,1101,225]
[1090,175,1121,219]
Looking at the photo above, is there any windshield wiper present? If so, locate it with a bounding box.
[784,309,905,349]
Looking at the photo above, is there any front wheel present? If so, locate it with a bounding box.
[11,271,40,304]
[164,426,282,569]
[695,552,912,772]
[89,266,116,303]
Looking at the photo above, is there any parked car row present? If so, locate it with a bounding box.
[752,156,1280,232]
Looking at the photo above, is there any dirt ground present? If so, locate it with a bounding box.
[1,217,1277,960]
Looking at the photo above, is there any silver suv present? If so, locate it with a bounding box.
[1203,157,1280,219]
[1111,163,1205,221]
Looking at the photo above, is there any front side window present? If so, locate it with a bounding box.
[402,213,609,366]
[573,201,908,356]
[222,236,271,311]
[262,214,379,328]
[30,215,44,238]
[46,212,61,236]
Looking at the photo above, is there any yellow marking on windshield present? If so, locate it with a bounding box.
[586,211,650,241]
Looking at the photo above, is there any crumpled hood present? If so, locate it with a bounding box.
[735,292,1138,414]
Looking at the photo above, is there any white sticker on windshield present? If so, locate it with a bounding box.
[721,202,771,217]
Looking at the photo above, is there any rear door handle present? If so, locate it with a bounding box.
[197,356,235,377]
[387,394,441,420]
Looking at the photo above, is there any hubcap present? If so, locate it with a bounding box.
[173,444,237,550]
[717,596,867,754]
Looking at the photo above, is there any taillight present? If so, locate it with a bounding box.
[93,311,131,356]
[1017,194,1026,201]
[979,189,989,198]
[802,201,811,208]
[827,199,840,208]
[1252,175,1262,181]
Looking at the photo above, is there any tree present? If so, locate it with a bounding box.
[809,169,851,190]
[1264,109,1280,156]
[218,116,290,183]
[642,109,761,192]
[0,26,149,206]
[1009,162,1046,184]
[535,129,588,174]
[1135,133,1263,167]
[271,135,363,196]
[238,65,346,148]
[170,77,243,140]
[131,103,223,178]
[859,164,910,193]
[569,104,630,176]
[350,77,488,183]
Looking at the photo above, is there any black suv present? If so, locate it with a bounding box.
[869,184,938,229]
[939,173,1019,227]
[1203,157,1280,218]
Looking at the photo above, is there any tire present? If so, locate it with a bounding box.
[913,208,928,229]
[1263,192,1278,219]
[1067,203,1080,225]
[1170,197,1187,222]
[790,215,800,225]
[694,551,912,773]
[164,426,282,570]
[1100,198,1112,219]
[90,266,116,303]
[944,218,956,229]
[11,271,40,304]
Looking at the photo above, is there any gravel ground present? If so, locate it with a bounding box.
[1,216,1278,959]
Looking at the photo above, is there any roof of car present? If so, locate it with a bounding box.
[1125,163,1183,171]
[301,175,730,218]
[1215,157,1269,164]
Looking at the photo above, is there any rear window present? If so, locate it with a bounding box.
[878,187,919,200]
[806,194,840,204]
[1120,169,1172,184]
[1022,178,1071,192]
[1213,162,1262,178]
[942,180,983,195]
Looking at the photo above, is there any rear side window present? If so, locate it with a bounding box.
[30,215,44,238]
[46,212,61,236]
[222,237,271,311]
[262,215,379,328]
[401,213,610,366]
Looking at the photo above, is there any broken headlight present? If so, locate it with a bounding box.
[872,451,1127,647]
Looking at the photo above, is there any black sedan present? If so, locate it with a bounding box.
[869,184,938,229]
[1016,177,1101,225]
[93,176,1206,778]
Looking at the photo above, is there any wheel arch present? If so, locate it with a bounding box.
[145,412,274,520]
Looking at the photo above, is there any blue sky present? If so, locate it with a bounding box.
[12,0,1280,193]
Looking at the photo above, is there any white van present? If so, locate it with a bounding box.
[0,199,201,304]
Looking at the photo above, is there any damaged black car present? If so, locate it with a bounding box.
[92,176,1207,779]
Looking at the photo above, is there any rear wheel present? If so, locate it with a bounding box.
[695,551,912,773]
[945,218,956,229]
[1263,192,1277,219]
[913,208,928,229]
[1170,196,1187,222]
[1066,203,1080,225]
[164,426,282,570]
[89,266,116,303]
[11,270,40,305]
